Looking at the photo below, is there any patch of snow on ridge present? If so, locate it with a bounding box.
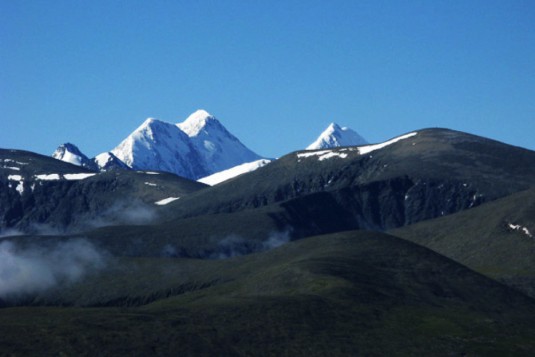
[297,132,416,162]
[3,159,28,165]
[198,159,272,186]
[319,152,348,161]
[155,197,180,205]
[15,181,24,195]
[508,223,533,238]
[297,148,356,162]
[7,175,24,195]
[31,173,95,181]
[64,173,96,180]
[35,174,61,181]
[297,150,331,159]
[358,132,418,155]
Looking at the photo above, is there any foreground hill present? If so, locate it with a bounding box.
[1,231,535,355]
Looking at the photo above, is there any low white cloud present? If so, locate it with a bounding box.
[0,238,107,299]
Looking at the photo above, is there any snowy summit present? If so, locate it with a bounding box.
[177,109,218,137]
[109,110,264,180]
[52,143,97,171]
[307,123,367,150]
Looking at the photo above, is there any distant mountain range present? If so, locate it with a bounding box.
[51,110,368,183]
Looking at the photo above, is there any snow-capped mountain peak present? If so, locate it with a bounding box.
[107,110,263,180]
[177,109,219,137]
[307,122,368,150]
[52,143,97,170]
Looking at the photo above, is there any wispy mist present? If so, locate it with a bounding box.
[0,228,25,238]
[210,230,292,259]
[0,238,107,299]
[82,199,158,229]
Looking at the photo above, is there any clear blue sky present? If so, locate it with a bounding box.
[2,0,535,158]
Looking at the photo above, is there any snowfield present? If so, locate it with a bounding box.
[198,159,272,186]
[154,197,181,205]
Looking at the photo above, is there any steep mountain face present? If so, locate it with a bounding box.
[109,110,263,180]
[52,143,98,171]
[307,122,367,150]
[0,149,206,234]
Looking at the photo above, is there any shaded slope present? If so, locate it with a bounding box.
[2,231,535,355]
[160,128,535,231]
[0,149,207,233]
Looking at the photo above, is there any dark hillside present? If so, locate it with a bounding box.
[161,128,535,230]
[0,149,206,233]
[1,231,535,355]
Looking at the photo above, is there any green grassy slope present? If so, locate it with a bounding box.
[391,188,535,298]
[2,231,535,355]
